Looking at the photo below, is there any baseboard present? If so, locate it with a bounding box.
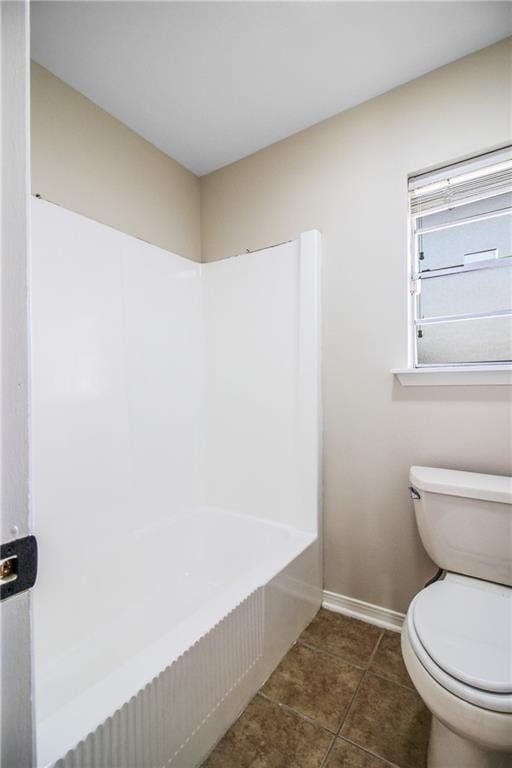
[322,590,405,633]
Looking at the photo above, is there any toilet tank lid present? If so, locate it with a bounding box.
[410,466,512,504]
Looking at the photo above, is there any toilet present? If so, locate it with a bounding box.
[402,467,512,768]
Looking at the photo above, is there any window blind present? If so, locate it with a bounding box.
[409,147,512,217]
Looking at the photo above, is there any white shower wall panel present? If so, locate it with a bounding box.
[30,199,203,724]
[202,236,320,533]
[120,233,204,518]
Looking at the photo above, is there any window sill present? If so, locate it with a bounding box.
[392,365,512,386]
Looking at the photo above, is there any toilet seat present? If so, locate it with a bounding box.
[402,621,512,755]
[408,575,512,714]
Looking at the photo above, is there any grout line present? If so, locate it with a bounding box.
[256,692,338,736]
[336,630,385,737]
[319,733,339,768]
[334,634,416,768]
[367,629,386,668]
[337,669,368,736]
[368,669,415,692]
[337,735,402,768]
[360,629,415,691]
[296,639,367,671]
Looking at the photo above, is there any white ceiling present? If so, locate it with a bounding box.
[31,2,512,176]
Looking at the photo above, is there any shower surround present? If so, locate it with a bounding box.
[30,198,322,767]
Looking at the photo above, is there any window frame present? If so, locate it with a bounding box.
[407,150,512,370]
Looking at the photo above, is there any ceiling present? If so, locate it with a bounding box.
[31,2,512,176]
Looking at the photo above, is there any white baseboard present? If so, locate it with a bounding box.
[322,590,405,633]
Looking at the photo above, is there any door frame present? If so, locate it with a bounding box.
[0,1,34,766]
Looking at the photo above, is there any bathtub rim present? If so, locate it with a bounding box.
[36,519,317,768]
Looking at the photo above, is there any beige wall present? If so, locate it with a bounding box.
[201,39,512,613]
[31,42,512,614]
[31,62,201,261]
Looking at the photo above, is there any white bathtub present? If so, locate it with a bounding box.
[38,509,320,768]
[31,201,322,767]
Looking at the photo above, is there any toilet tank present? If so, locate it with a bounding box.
[409,467,512,587]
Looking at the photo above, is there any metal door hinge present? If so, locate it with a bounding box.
[0,535,37,601]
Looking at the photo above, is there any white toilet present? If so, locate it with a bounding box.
[402,466,512,768]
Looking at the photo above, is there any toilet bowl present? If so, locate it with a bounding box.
[402,575,511,767]
[404,467,512,768]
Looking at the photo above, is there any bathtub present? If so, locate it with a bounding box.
[31,201,322,767]
[37,509,320,768]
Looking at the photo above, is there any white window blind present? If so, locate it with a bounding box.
[408,147,512,367]
[409,147,512,217]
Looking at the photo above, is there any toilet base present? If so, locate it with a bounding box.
[428,718,512,768]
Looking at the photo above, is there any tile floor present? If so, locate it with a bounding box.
[203,609,431,768]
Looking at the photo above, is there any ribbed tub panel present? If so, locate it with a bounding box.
[52,589,264,768]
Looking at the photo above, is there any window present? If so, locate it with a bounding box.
[408,147,512,367]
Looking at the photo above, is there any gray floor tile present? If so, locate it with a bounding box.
[262,642,363,731]
[369,631,413,689]
[299,609,382,667]
[341,673,430,768]
[203,695,332,768]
